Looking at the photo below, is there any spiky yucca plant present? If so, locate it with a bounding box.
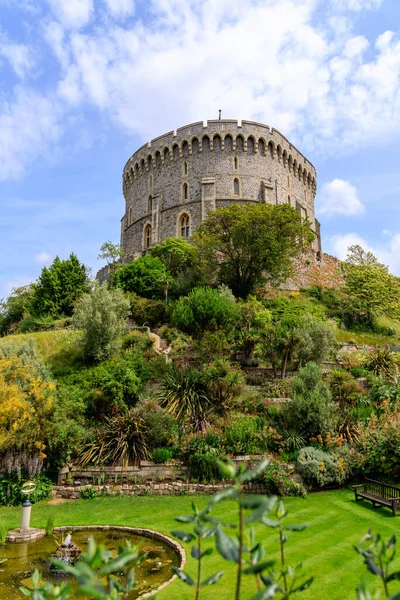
[77,410,149,467]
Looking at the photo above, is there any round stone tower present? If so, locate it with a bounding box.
[121,119,320,260]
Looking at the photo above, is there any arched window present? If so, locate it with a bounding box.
[183,183,188,201]
[148,196,153,213]
[234,156,238,170]
[180,213,190,238]
[234,178,240,196]
[183,161,188,175]
[144,224,152,249]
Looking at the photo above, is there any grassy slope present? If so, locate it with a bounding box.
[1,490,400,599]
[0,329,83,371]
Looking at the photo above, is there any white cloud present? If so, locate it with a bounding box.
[0,29,35,78]
[318,179,365,216]
[2,0,400,182]
[35,251,53,265]
[47,0,93,29]
[0,276,33,298]
[103,0,135,19]
[330,232,400,276]
[44,0,400,156]
[0,87,62,180]
[331,0,383,10]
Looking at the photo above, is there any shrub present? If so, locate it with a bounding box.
[172,287,239,337]
[366,347,399,382]
[349,367,370,378]
[297,314,335,365]
[196,330,231,361]
[181,431,223,457]
[152,448,173,463]
[160,364,211,431]
[62,355,146,418]
[263,460,307,498]
[80,486,97,500]
[19,313,57,333]
[297,446,353,488]
[358,404,400,478]
[129,296,166,327]
[187,452,222,483]
[204,359,245,412]
[283,362,337,440]
[222,416,267,455]
[135,398,178,450]
[72,282,130,363]
[122,330,154,352]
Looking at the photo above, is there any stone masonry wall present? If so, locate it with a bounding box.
[53,480,269,499]
[120,120,319,260]
[55,455,303,499]
[58,455,266,486]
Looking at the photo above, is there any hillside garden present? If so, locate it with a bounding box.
[1,204,400,597]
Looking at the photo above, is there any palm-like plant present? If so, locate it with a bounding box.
[77,410,149,467]
[204,358,245,412]
[160,365,211,431]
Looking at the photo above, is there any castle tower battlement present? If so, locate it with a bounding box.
[120,119,320,261]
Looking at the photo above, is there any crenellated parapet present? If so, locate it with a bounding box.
[122,120,316,197]
[120,119,320,261]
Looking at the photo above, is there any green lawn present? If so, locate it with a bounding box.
[1,489,400,599]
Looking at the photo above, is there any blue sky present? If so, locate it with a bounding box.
[1,0,400,297]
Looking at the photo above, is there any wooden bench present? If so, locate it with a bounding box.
[353,478,400,516]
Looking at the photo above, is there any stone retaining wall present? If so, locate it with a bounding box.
[52,480,269,500]
[58,455,268,486]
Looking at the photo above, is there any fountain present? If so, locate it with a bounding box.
[0,526,185,599]
[50,533,81,575]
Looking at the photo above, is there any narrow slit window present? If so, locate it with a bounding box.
[145,224,152,248]
[148,196,153,213]
[234,156,238,170]
[184,162,188,175]
[183,183,188,200]
[234,178,239,196]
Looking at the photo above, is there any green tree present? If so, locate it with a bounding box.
[150,237,198,277]
[342,245,400,325]
[235,296,272,364]
[98,240,124,265]
[193,204,314,297]
[0,285,33,336]
[31,254,90,317]
[72,282,130,363]
[112,254,168,299]
[98,240,125,271]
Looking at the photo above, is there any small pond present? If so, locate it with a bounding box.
[0,528,181,599]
